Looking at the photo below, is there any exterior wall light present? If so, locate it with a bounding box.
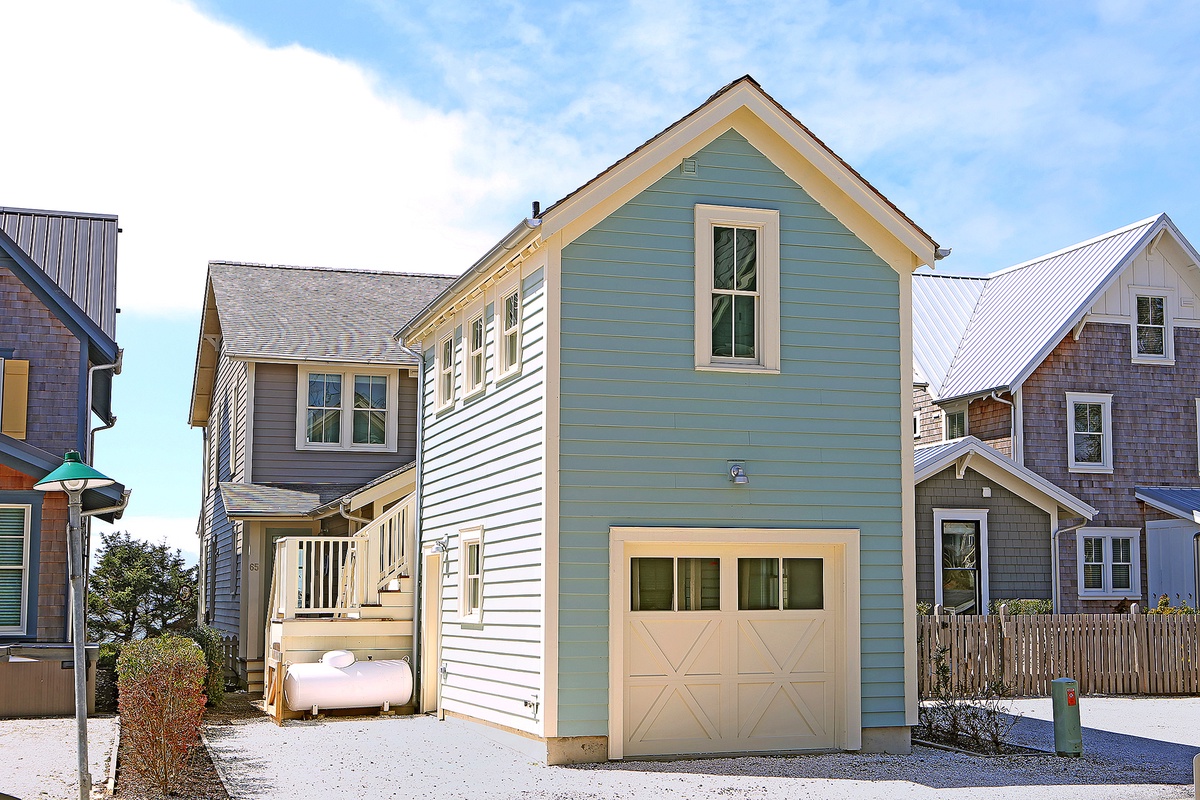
[729,462,749,485]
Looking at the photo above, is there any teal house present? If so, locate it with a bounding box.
[399,76,940,763]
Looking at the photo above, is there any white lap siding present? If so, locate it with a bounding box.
[420,266,547,735]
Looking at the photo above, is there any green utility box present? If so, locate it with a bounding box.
[1050,677,1082,756]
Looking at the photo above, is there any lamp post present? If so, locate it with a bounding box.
[34,450,115,800]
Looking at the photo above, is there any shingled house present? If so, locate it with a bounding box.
[188,262,453,691]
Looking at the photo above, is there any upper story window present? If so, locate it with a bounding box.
[1065,391,1113,473]
[498,286,522,380]
[1078,528,1140,598]
[943,407,967,440]
[694,205,780,373]
[436,334,456,412]
[297,367,396,451]
[0,505,30,634]
[465,313,486,397]
[1129,287,1175,364]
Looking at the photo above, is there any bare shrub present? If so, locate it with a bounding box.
[117,634,208,793]
[919,646,1022,753]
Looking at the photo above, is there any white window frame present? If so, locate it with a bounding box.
[0,504,30,635]
[458,525,484,623]
[1076,527,1141,599]
[464,307,486,398]
[1129,286,1175,365]
[1065,391,1113,473]
[496,275,522,381]
[694,204,781,373]
[941,406,967,441]
[933,508,990,614]
[295,365,398,452]
[434,333,456,413]
[913,410,922,439]
[1195,398,1200,476]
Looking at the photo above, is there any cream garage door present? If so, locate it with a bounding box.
[620,543,844,757]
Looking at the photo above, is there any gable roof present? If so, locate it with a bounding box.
[400,75,940,342]
[0,222,119,365]
[189,263,456,425]
[912,274,987,395]
[915,436,1097,520]
[1134,486,1200,524]
[0,207,120,339]
[915,214,1195,402]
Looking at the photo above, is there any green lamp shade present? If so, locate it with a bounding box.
[34,450,115,493]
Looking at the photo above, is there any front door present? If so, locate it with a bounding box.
[420,551,442,714]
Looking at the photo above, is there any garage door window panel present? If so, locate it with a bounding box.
[740,557,824,611]
[632,557,721,611]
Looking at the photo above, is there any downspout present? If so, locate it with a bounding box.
[395,343,428,714]
[81,489,132,521]
[86,349,124,462]
[1051,518,1090,613]
[337,502,370,531]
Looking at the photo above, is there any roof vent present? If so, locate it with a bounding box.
[681,158,698,176]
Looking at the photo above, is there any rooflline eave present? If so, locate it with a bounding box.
[395,217,543,343]
[0,205,118,222]
[187,276,220,427]
[1134,489,1200,525]
[220,351,421,367]
[914,437,1097,519]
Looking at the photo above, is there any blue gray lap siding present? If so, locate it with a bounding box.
[556,130,908,736]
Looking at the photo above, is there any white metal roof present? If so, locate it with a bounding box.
[1134,486,1200,524]
[915,215,1167,402]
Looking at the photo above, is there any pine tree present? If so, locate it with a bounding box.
[87,530,197,642]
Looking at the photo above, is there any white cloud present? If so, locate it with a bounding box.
[0,0,524,316]
[91,515,200,566]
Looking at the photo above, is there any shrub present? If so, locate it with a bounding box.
[918,645,1022,753]
[95,642,122,713]
[916,601,932,616]
[183,626,227,705]
[1147,594,1197,615]
[988,598,1053,615]
[117,635,208,793]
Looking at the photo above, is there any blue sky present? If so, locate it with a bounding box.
[2,0,1198,561]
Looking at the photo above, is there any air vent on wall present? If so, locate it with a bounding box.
[681,158,698,176]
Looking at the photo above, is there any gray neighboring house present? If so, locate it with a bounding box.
[914,214,1200,613]
[188,261,454,690]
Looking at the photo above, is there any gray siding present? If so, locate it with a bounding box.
[557,130,908,735]
[251,362,418,484]
[916,466,1053,604]
[1022,322,1200,611]
[420,268,547,735]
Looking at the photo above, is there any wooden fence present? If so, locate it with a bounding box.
[917,607,1199,698]
[220,635,239,683]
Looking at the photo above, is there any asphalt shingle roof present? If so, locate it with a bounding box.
[209,262,456,365]
[219,482,364,517]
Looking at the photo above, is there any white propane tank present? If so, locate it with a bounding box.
[283,651,413,712]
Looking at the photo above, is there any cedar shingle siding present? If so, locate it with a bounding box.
[1022,322,1200,612]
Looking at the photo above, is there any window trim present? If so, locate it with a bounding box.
[0,504,31,635]
[1065,391,1113,473]
[1195,398,1200,476]
[1129,286,1176,365]
[464,308,486,399]
[295,365,398,452]
[496,274,522,382]
[932,508,990,614]
[458,525,484,623]
[1076,527,1141,599]
[434,333,457,413]
[941,405,968,441]
[913,410,922,439]
[693,204,781,373]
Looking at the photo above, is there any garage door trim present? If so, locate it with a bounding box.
[608,527,862,759]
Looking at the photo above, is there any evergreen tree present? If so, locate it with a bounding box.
[88,530,197,642]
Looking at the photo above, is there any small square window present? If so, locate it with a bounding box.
[631,557,673,611]
[943,409,966,440]
[677,558,720,611]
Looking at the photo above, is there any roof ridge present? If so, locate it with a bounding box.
[988,214,1163,277]
[0,205,119,221]
[209,261,458,279]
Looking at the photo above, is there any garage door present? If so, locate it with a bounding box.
[620,542,844,757]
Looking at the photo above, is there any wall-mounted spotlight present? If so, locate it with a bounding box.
[728,462,749,485]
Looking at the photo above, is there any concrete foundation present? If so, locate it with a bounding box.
[859,726,911,754]
[546,735,609,765]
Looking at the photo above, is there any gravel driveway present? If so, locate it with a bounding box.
[203,697,1197,800]
[0,715,118,800]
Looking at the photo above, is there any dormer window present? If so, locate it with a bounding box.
[1129,287,1175,364]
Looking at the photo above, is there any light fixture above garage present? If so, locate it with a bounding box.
[729,462,749,485]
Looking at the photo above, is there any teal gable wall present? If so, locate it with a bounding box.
[556,129,906,736]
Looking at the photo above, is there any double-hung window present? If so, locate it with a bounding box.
[1130,288,1174,363]
[498,287,521,379]
[943,407,967,441]
[1078,528,1139,598]
[1065,392,1113,473]
[436,335,456,412]
[0,505,29,634]
[298,368,395,450]
[694,205,780,372]
[459,526,484,622]
[465,313,486,397]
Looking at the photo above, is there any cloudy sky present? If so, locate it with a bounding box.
[2,0,1197,562]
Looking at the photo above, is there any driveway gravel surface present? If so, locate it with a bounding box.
[203,697,1198,800]
[0,715,118,800]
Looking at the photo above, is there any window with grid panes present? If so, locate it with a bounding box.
[306,373,342,444]
[499,291,520,377]
[1135,295,1166,356]
[466,314,485,395]
[0,506,28,632]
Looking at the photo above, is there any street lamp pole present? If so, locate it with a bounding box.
[35,451,116,800]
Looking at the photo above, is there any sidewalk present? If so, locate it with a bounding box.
[0,715,118,800]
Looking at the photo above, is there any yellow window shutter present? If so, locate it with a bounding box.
[2,359,29,440]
